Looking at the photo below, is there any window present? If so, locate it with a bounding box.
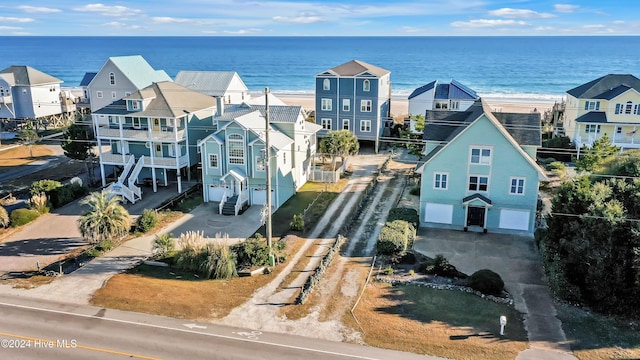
[209,154,218,168]
[109,72,116,85]
[451,101,459,110]
[321,118,332,130]
[125,92,131,97]
[510,177,525,195]
[255,156,265,171]
[360,100,372,112]
[283,152,286,164]
[363,79,370,92]
[584,101,600,111]
[132,117,141,129]
[323,79,330,90]
[342,119,350,130]
[470,147,491,165]
[435,101,448,110]
[228,134,244,164]
[469,176,489,192]
[625,101,633,115]
[585,124,601,133]
[434,172,448,190]
[96,91,103,99]
[111,91,117,99]
[342,99,350,111]
[131,101,139,110]
[321,98,332,111]
[360,120,371,132]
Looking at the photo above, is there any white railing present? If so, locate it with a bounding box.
[0,95,12,104]
[107,182,135,203]
[101,153,132,165]
[218,189,228,214]
[118,155,135,184]
[130,184,141,200]
[128,155,145,189]
[235,191,249,216]
[96,126,185,141]
[143,154,188,167]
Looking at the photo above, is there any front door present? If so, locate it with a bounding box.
[467,206,485,227]
[155,143,163,158]
[152,118,161,132]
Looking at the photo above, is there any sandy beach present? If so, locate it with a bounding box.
[274,92,561,117]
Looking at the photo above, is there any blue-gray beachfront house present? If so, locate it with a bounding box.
[315,60,391,152]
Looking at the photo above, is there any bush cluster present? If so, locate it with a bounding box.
[49,183,88,208]
[387,208,419,228]
[468,269,504,296]
[174,231,237,279]
[419,254,467,279]
[289,213,304,231]
[231,234,270,268]
[376,220,414,255]
[9,208,40,227]
[30,180,62,196]
[136,209,158,233]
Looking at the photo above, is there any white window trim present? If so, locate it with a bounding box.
[342,119,350,130]
[470,146,492,165]
[363,79,370,92]
[132,117,141,129]
[585,124,601,134]
[321,98,332,111]
[131,101,139,110]
[433,172,448,190]
[468,175,489,192]
[509,177,526,195]
[228,134,245,165]
[323,79,330,91]
[360,119,371,132]
[360,100,372,112]
[111,91,117,99]
[342,99,350,112]
[255,155,265,171]
[109,72,116,86]
[321,118,332,130]
[209,154,218,168]
[96,91,103,99]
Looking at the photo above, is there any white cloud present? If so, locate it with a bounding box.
[73,4,142,17]
[400,26,423,33]
[0,16,35,23]
[0,26,22,30]
[554,4,579,13]
[535,26,555,31]
[489,8,555,19]
[17,6,62,14]
[153,17,191,24]
[223,28,263,34]
[451,19,528,28]
[272,15,324,24]
[103,21,142,30]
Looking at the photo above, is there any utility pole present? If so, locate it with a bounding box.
[265,87,275,266]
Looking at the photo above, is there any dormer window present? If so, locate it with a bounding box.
[109,72,116,85]
[131,101,139,110]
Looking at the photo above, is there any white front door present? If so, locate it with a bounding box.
[152,118,161,132]
[155,143,163,157]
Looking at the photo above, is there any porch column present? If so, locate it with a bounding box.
[152,167,157,193]
[98,137,106,187]
[177,166,182,193]
[463,204,469,232]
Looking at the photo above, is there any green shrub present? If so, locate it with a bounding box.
[419,254,467,278]
[153,233,174,257]
[409,187,420,196]
[30,179,62,196]
[85,248,101,257]
[49,186,73,208]
[376,220,413,255]
[468,269,505,296]
[231,235,270,268]
[289,213,304,231]
[0,206,8,228]
[548,161,566,172]
[28,193,49,214]
[387,208,419,228]
[9,208,40,227]
[97,239,114,252]
[383,266,394,275]
[198,242,237,279]
[274,237,288,263]
[136,209,158,233]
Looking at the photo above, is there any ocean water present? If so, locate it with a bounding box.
[1,36,638,99]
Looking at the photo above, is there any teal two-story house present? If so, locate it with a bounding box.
[198,102,321,215]
[315,60,391,153]
[416,100,546,234]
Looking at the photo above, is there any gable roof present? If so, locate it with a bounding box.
[223,111,294,150]
[105,55,172,89]
[592,84,635,100]
[320,60,390,77]
[0,65,62,86]
[567,74,640,99]
[174,71,247,97]
[79,72,97,87]
[245,93,287,106]
[214,103,304,124]
[94,81,216,118]
[408,79,479,101]
[408,81,436,99]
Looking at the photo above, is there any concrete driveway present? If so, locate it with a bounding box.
[413,228,577,360]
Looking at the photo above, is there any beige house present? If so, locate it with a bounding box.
[564,74,640,150]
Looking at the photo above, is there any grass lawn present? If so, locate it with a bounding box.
[351,282,528,360]
[556,303,640,360]
[91,236,305,320]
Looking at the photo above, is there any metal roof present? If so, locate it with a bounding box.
[408,81,436,99]
[567,74,640,99]
[79,72,97,86]
[214,103,303,124]
[408,79,479,100]
[0,65,62,86]
[107,55,172,89]
[174,71,247,97]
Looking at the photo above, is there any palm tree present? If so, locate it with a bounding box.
[78,190,131,244]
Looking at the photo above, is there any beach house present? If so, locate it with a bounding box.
[416,99,546,234]
[174,71,250,105]
[315,60,391,152]
[93,81,218,203]
[0,65,73,129]
[87,55,172,112]
[198,102,321,215]
[407,80,479,131]
[563,74,640,151]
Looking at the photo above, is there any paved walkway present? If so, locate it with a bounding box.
[413,228,577,360]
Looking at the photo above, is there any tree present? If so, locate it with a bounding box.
[411,114,425,133]
[18,127,40,158]
[319,130,359,170]
[78,190,131,244]
[576,134,619,173]
[62,124,97,186]
[598,149,640,177]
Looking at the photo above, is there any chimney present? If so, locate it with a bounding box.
[216,97,224,116]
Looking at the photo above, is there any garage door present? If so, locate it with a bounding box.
[424,203,453,224]
[208,184,226,202]
[499,209,530,231]
[252,188,276,206]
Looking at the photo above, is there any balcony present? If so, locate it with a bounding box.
[0,95,12,104]
[96,126,186,141]
[100,153,133,165]
[100,153,188,168]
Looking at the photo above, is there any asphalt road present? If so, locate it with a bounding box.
[0,295,435,360]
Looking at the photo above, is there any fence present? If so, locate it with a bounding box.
[308,159,349,183]
[155,183,202,212]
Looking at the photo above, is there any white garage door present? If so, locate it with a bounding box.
[499,209,530,231]
[252,188,267,205]
[424,203,454,224]
[208,184,226,202]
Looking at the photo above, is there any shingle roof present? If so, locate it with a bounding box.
[567,74,640,98]
[593,85,633,100]
[174,71,247,97]
[325,60,390,77]
[575,111,608,123]
[79,72,97,87]
[462,193,493,205]
[108,55,171,89]
[0,65,62,86]
[94,81,216,117]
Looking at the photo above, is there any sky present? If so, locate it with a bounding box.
[0,1,638,36]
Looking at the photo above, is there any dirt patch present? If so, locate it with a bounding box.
[0,145,54,169]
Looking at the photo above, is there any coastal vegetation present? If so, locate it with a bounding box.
[78,190,131,244]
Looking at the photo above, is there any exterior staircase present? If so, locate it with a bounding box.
[221,195,238,216]
[107,155,144,204]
